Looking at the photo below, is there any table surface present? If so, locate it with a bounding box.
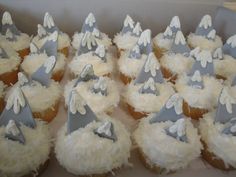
[41,48,236,177]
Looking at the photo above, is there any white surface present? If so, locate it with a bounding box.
[39,47,236,177]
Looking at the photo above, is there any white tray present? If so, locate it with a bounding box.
[41,48,236,177]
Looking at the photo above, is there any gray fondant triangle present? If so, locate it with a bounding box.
[74,64,98,86]
[134,53,164,84]
[139,78,159,95]
[1,11,21,36]
[129,45,141,59]
[37,24,48,39]
[91,77,107,96]
[0,47,8,59]
[222,119,236,136]
[215,88,236,124]
[137,29,152,55]
[187,70,204,89]
[121,15,134,34]
[78,32,98,55]
[93,45,106,62]
[67,91,98,134]
[163,26,174,40]
[81,13,100,37]
[150,94,184,123]
[0,87,36,128]
[39,31,58,57]
[30,42,40,54]
[165,119,187,142]
[131,22,142,37]
[222,35,236,59]
[31,56,56,87]
[169,16,181,34]
[170,30,190,55]
[195,15,214,37]
[5,120,25,144]
[43,12,59,33]
[94,121,117,142]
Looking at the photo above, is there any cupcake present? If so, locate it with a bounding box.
[1,11,31,59]
[6,56,62,122]
[118,29,152,84]
[0,87,51,177]
[113,15,142,57]
[0,81,6,112]
[65,64,120,115]
[55,90,131,176]
[175,50,223,120]
[153,16,181,58]
[32,12,70,57]
[133,93,202,173]
[214,35,236,80]
[160,30,194,83]
[72,13,112,51]
[124,52,175,119]
[187,14,223,51]
[200,87,236,170]
[0,43,21,85]
[69,32,114,78]
[21,31,66,82]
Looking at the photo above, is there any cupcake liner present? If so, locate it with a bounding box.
[127,103,147,120]
[22,159,50,177]
[33,100,60,123]
[215,74,227,81]
[153,43,166,60]
[201,140,235,171]
[17,48,30,60]
[119,72,132,85]
[160,66,177,84]
[59,47,69,58]
[52,69,65,82]
[0,97,4,113]
[183,100,208,120]
[0,68,19,86]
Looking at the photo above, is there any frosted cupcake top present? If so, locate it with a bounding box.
[200,87,236,168]
[0,87,51,177]
[55,91,131,175]
[72,13,112,50]
[0,43,21,75]
[32,12,70,50]
[1,11,31,51]
[113,15,142,51]
[133,94,202,171]
[187,14,222,51]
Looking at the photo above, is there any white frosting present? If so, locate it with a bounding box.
[55,115,131,175]
[137,29,151,47]
[6,87,25,114]
[85,13,96,27]
[153,33,173,51]
[69,51,114,77]
[190,47,201,58]
[144,53,160,76]
[169,16,181,29]
[21,52,66,75]
[196,50,212,68]
[165,93,183,115]
[191,70,202,82]
[133,116,202,171]
[214,55,236,80]
[0,81,6,98]
[220,87,236,113]
[207,29,216,40]
[142,78,156,91]
[226,35,236,48]
[213,47,223,59]
[160,53,194,75]
[198,15,212,29]
[0,43,20,75]
[64,78,120,114]
[72,32,112,50]
[199,111,236,168]
[43,12,55,29]
[5,120,20,136]
[168,118,186,138]
[2,12,13,25]
[124,81,175,112]
[96,121,113,137]
[37,24,47,38]
[174,31,186,45]
[175,75,223,109]
[118,51,146,78]
[69,90,87,115]
[4,33,31,51]
[187,33,222,51]
[0,120,51,177]
[6,80,62,113]
[133,22,142,36]
[113,32,138,51]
